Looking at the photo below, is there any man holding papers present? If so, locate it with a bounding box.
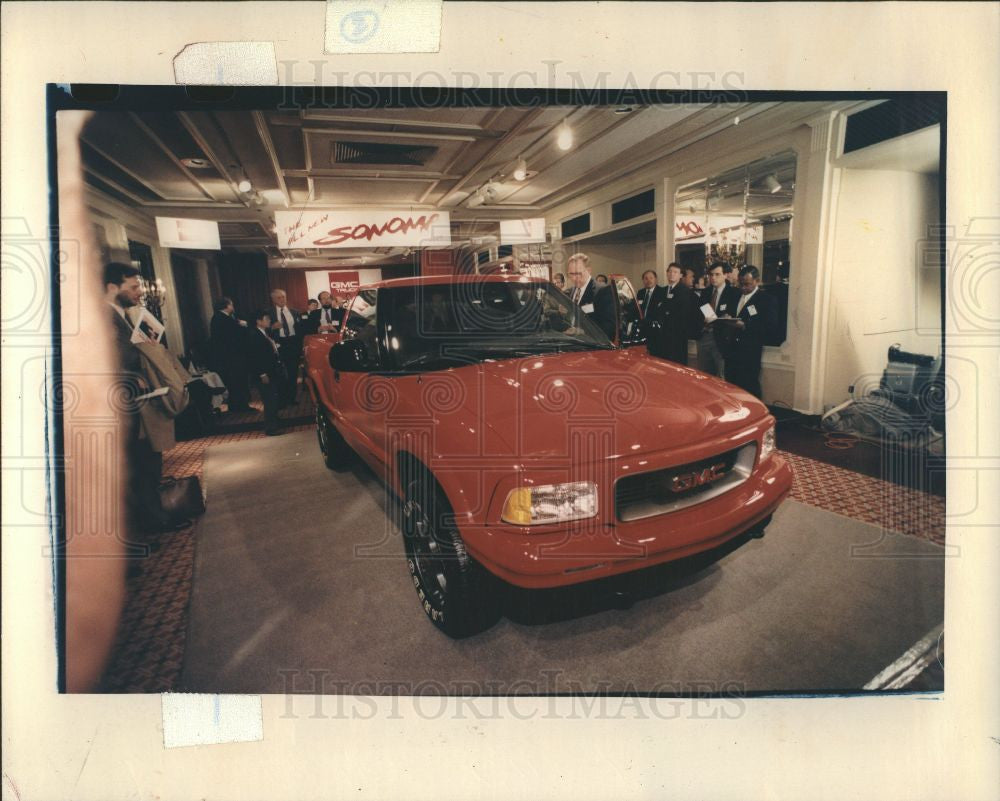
[695,261,741,377]
[723,265,777,399]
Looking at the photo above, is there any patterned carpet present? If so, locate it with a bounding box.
[98,406,946,692]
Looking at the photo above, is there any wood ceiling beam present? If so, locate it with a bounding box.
[501,106,648,204]
[442,107,548,201]
[284,168,463,180]
[79,137,172,202]
[126,113,217,202]
[176,112,244,202]
[252,111,291,208]
[298,111,506,136]
[81,165,147,205]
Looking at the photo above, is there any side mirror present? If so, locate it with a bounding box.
[330,339,373,372]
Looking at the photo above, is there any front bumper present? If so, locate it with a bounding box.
[463,453,792,589]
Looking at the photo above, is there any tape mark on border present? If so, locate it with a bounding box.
[325,0,442,54]
[173,42,278,85]
[161,694,263,748]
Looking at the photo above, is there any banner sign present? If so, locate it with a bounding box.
[275,210,451,249]
[674,216,763,245]
[155,217,221,250]
[328,271,360,296]
[500,218,547,245]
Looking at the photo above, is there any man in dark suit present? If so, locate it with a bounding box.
[636,269,667,333]
[566,253,617,340]
[647,263,691,364]
[724,265,777,399]
[268,288,307,406]
[694,261,742,377]
[249,309,283,435]
[103,261,172,535]
[209,296,251,412]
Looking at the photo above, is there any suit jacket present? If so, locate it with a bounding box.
[269,306,306,341]
[305,305,345,335]
[209,311,248,369]
[636,285,667,320]
[730,288,778,356]
[647,283,691,362]
[248,326,282,379]
[573,279,617,340]
[696,284,742,345]
[109,305,141,375]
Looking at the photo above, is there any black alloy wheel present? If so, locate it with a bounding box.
[400,470,501,638]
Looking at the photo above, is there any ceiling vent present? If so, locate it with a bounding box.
[331,141,437,166]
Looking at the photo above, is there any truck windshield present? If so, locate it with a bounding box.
[382,281,614,371]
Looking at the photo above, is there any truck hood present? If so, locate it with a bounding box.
[465,348,769,460]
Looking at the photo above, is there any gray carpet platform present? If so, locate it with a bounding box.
[181,430,944,693]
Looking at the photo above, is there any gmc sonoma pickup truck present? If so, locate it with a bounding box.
[304,275,792,637]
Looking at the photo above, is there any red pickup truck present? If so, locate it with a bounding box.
[304,275,792,637]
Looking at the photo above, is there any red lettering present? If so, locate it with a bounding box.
[312,213,441,246]
[314,225,354,246]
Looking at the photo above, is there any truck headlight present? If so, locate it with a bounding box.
[501,481,598,526]
[761,425,776,462]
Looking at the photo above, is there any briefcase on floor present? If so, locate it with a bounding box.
[158,475,206,520]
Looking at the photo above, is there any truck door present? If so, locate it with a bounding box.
[611,274,646,347]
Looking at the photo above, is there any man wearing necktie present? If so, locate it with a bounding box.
[636,269,666,337]
[695,262,741,377]
[566,253,617,340]
[306,290,345,335]
[647,263,691,364]
[268,288,305,407]
[725,265,777,399]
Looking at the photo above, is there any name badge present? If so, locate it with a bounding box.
[748,305,757,317]
[581,303,595,314]
[719,304,727,310]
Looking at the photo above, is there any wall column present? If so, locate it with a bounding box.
[790,111,844,413]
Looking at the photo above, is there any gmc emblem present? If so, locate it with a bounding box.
[671,462,728,493]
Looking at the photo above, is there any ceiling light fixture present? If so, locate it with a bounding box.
[762,174,782,194]
[556,120,573,151]
[513,157,528,181]
[237,179,253,193]
[467,188,486,208]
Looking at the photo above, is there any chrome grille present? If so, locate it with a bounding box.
[615,443,757,522]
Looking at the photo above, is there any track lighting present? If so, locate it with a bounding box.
[513,157,528,181]
[467,188,486,208]
[237,179,253,193]
[762,174,782,194]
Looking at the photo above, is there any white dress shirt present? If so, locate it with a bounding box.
[737,286,759,316]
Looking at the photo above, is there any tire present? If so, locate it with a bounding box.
[400,466,502,638]
[316,404,352,470]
